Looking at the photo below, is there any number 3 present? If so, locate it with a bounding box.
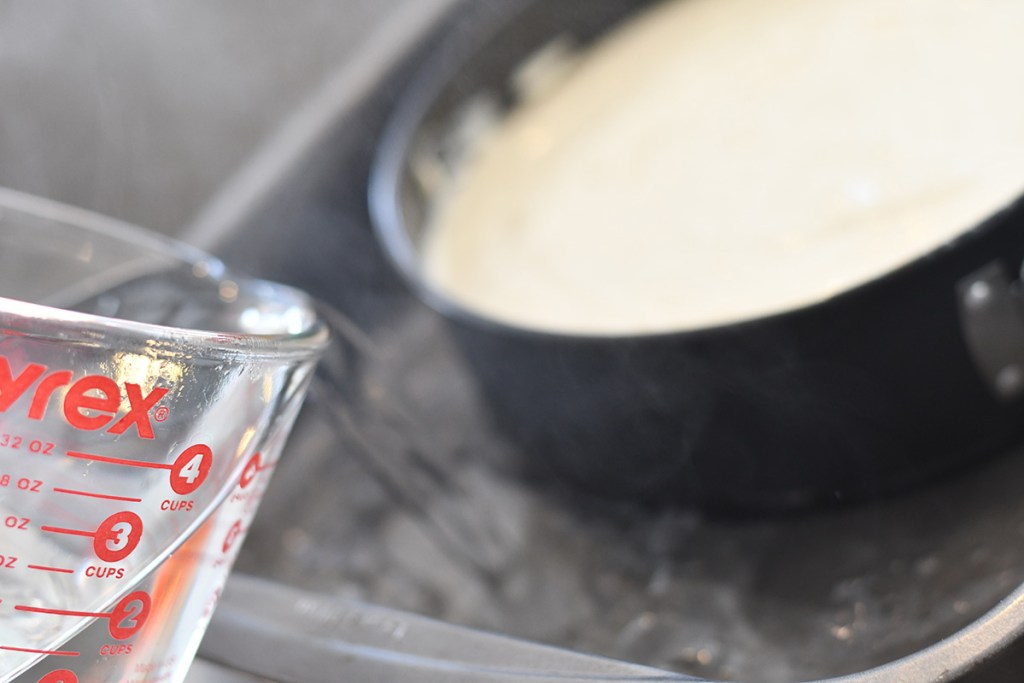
[93,511,143,562]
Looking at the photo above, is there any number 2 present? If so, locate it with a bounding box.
[107,591,152,640]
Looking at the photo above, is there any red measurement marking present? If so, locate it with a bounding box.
[108,591,151,640]
[0,645,78,657]
[52,487,142,503]
[40,513,143,562]
[93,512,143,562]
[13,591,152,641]
[39,671,79,683]
[169,444,213,495]
[240,452,276,489]
[222,520,243,554]
[66,450,171,470]
[41,526,95,538]
[239,453,260,488]
[26,565,74,574]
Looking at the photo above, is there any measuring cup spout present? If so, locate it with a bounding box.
[0,188,327,683]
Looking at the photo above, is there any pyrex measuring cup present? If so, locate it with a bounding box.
[0,188,329,683]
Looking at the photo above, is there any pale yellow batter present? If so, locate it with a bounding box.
[422,0,1024,335]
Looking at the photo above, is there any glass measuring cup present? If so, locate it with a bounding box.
[0,188,329,683]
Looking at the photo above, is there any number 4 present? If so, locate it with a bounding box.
[169,444,213,495]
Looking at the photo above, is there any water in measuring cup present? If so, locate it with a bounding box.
[3,477,268,683]
[0,337,315,683]
[0,423,292,682]
[0,188,327,682]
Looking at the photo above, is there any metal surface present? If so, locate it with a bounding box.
[957,262,1024,400]
[196,568,1024,683]
[201,575,693,683]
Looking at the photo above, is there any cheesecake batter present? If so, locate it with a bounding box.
[422,0,1024,334]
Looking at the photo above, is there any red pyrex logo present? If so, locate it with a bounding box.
[0,354,169,439]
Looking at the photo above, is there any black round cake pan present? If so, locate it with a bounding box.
[370,0,1024,510]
